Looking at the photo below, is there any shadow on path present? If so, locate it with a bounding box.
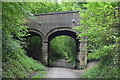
[45,59,98,78]
[49,59,74,69]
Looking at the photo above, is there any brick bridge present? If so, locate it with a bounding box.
[26,10,87,69]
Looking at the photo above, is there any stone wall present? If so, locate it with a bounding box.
[26,11,88,69]
[79,36,87,69]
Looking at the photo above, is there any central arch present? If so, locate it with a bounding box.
[46,28,80,68]
[45,27,80,41]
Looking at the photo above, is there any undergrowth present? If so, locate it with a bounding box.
[81,60,119,78]
[2,53,46,78]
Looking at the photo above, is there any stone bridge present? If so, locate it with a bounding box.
[26,10,87,69]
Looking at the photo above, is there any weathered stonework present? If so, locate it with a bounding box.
[26,11,87,69]
[79,36,87,69]
[26,11,80,38]
[41,41,48,65]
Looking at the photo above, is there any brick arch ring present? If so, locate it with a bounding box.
[45,27,80,42]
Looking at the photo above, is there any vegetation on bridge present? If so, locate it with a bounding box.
[2,1,119,78]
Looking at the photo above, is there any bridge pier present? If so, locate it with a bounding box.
[41,41,48,66]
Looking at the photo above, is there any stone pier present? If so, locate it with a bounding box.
[41,41,48,66]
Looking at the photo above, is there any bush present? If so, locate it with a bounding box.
[3,53,46,78]
[81,62,119,78]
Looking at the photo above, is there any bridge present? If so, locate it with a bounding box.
[25,10,87,69]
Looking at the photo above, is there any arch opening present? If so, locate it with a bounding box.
[25,31,43,62]
[47,30,80,68]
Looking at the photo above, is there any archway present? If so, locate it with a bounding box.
[47,29,80,68]
[25,29,43,63]
[48,35,77,68]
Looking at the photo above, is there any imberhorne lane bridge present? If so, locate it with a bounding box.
[26,10,87,69]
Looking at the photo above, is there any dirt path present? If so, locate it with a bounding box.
[45,59,98,78]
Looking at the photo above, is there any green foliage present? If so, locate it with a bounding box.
[32,71,46,78]
[2,2,46,78]
[74,2,119,78]
[87,44,117,61]
[24,2,86,14]
[81,62,119,78]
[49,36,76,66]
[2,2,85,78]
[24,2,62,14]
[3,53,46,78]
[18,54,45,71]
[3,1,119,78]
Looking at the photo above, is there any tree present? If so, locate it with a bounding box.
[74,2,119,78]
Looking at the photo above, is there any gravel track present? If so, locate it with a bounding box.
[45,59,98,78]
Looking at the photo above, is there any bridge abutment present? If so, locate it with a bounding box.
[79,36,87,69]
[75,37,87,70]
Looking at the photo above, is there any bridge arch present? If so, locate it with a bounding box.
[45,27,80,41]
[46,28,80,52]
[43,28,81,68]
[25,28,43,62]
[28,28,44,39]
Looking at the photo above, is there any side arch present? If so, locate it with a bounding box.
[28,28,44,39]
[25,28,43,62]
